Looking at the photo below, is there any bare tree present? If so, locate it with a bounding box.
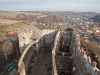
[0,43,6,73]
[1,40,13,60]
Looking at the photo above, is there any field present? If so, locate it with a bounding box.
[0,11,22,25]
[20,12,48,18]
[0,11,48,25]
[0,11,48,19]
[5,23,28,31]
[0,18,22,25]
[0,22,28,41]
[0,11,21,18]
[0,11,48,41]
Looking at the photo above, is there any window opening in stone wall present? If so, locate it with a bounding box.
[23,37,25,39]
[24,43,25,46]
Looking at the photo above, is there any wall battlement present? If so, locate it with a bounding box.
[73,31,100,75]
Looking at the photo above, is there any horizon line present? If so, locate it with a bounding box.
[0,10,99,13]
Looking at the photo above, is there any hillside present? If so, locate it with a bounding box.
[0,11,48,24]
[0,11,49,41]
[0,11,48,19]
[0,18,22,25]
[91,15,100,22]
[0,11,66,41]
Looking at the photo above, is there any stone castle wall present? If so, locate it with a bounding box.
[72,32,100,75]
[52,30,60,75]
[17,29,57,75]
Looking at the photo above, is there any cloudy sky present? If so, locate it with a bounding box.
[0,0,100,12]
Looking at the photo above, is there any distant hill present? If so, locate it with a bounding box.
[81,12,99,17]
[91,15,100,22]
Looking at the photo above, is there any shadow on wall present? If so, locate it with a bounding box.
[20,44,30,54]
[17,42,38,75]
[38,31,57,54]
[17,29,58,75]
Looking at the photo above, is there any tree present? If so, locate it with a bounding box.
[60,26,65,32]
[0,43,6,73]
[1,40,13,60]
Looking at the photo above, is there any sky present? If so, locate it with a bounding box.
[0,0,100,13]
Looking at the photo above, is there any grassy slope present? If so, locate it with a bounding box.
[0,11,48,19]
[0,11,48,41]
[5,23,28,31]
[0,23,28,41]
[0,11,22,18]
